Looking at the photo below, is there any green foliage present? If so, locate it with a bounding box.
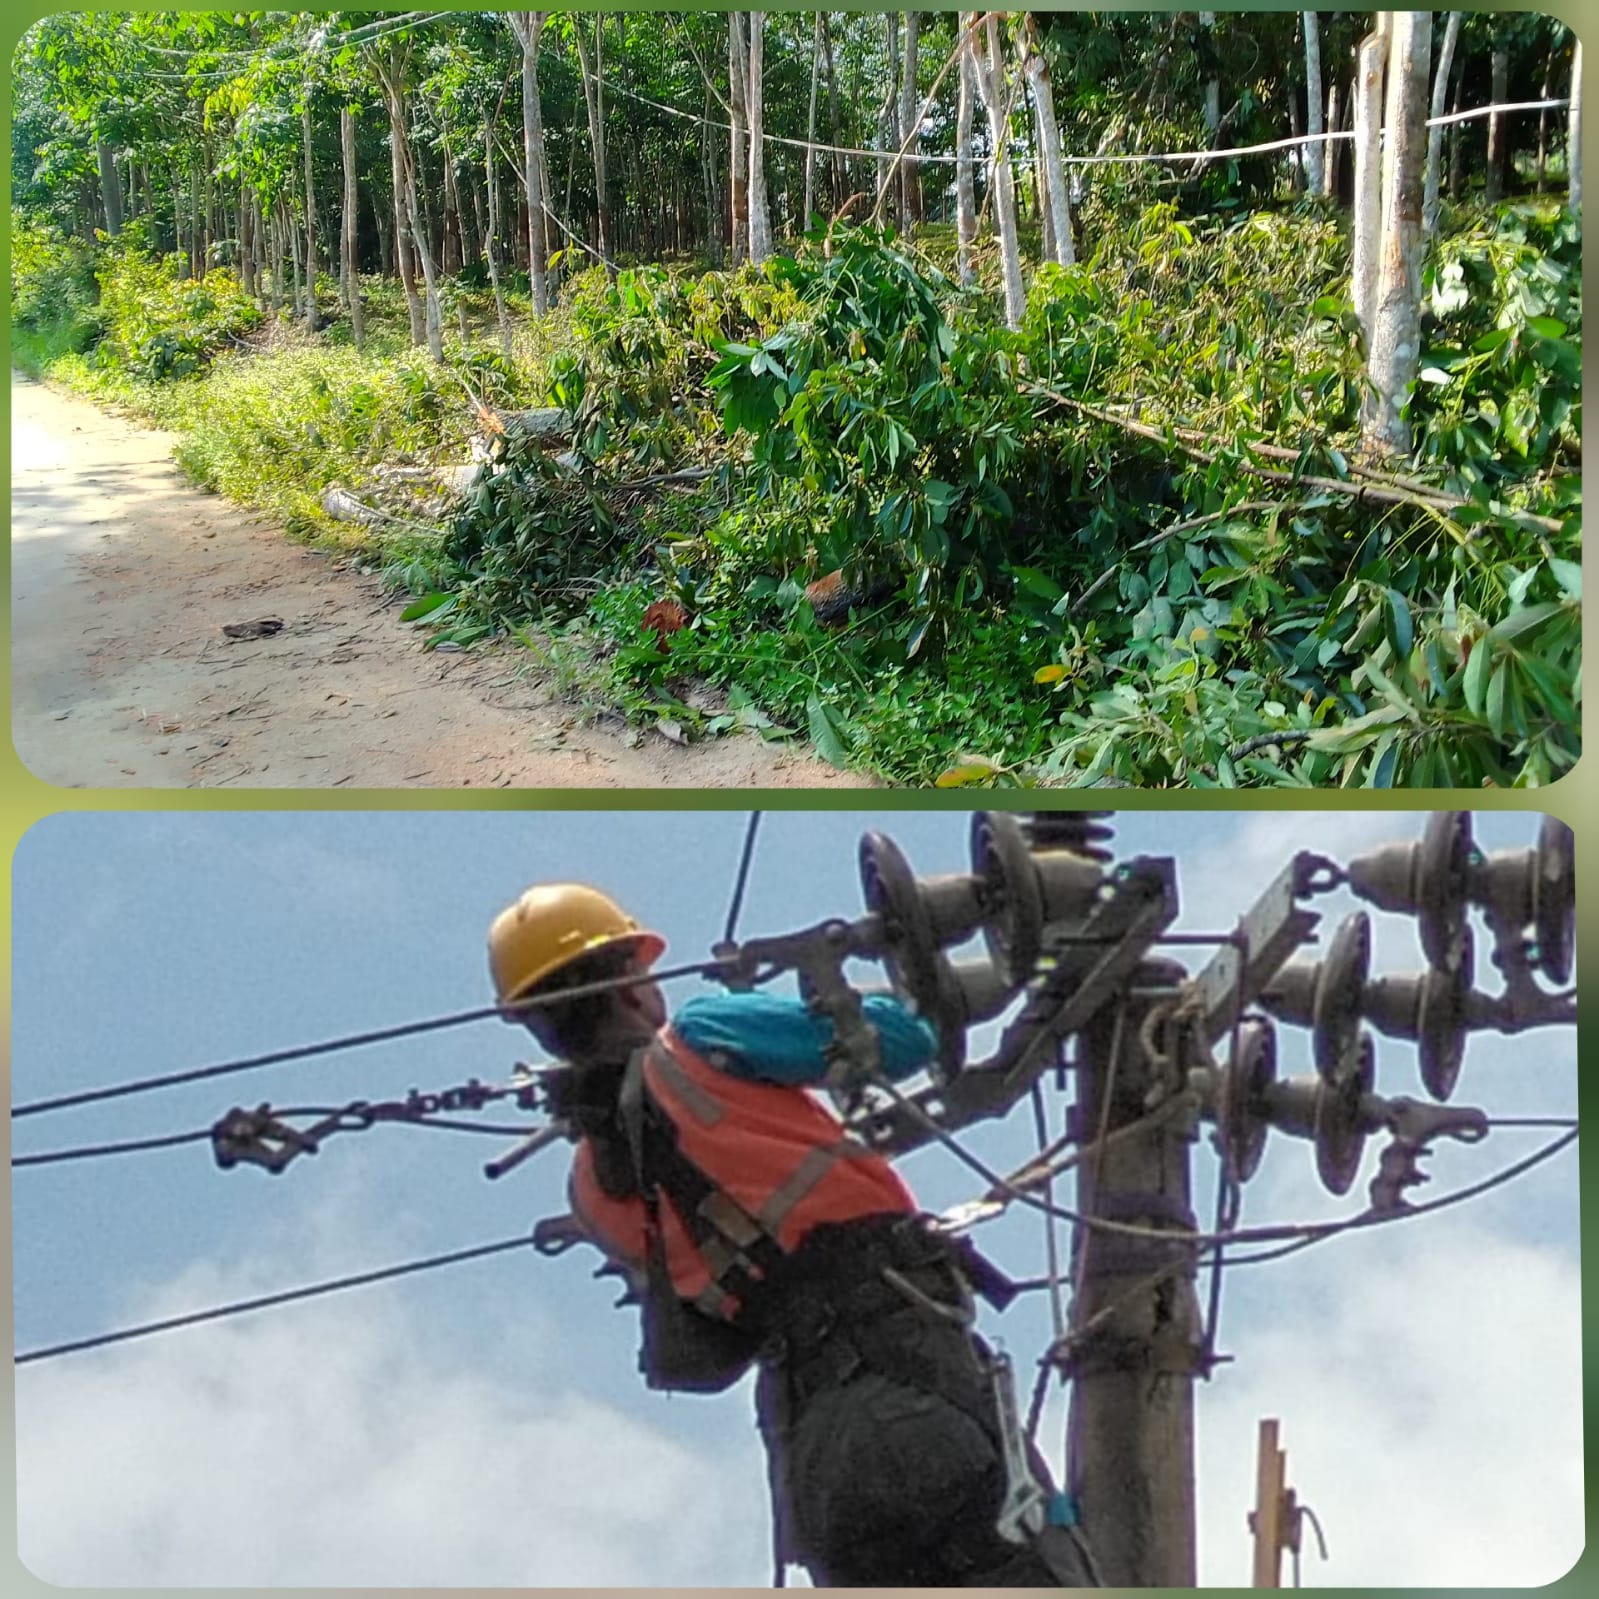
[92,239,262,379]
[170,345,460,534]
[8,211,100,370]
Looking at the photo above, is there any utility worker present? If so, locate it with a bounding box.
[488,883,1099,1589]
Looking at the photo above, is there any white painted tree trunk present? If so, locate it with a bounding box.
[1569,40,1583,212]
[747,12,772,263]
[1363,11,1432,458]
[1022,19,1073,266]
[1303,12,1325,196]
[1352,15,1391,348]
[975,12,1025,328]
[956,17,978,286]
[1422,11,1462,236]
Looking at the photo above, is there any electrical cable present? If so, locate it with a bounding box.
[14,1234,535,1368]
[11,1129,217,1168]
[723,811,765,946]
[884,1063,1579,1252]
[1216,1127,1579,1267]
[12,958,721,1121]
[12,1109,548,1169]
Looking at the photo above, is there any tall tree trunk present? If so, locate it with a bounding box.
[975,12,1025,328]
[266,203,281,314]
[378,51,425,345]
[96,140,123,236]
[956,16,978,285]
[441,141,462,274]
[1352,15,1391,348]
[512,13,550,313]
[1570,40,1584,213]
[821,12,843,209]
[899,12,923,224]
[189,165,202,279]
[285,196,303,316]
[1324,79,1342,199]
[1423,12,1463,236]
[1486,44,1510,203]
[301,101,317,327]
[877,12,900,211]
[573,16,610,265]
[701,79,724,265]
[747,12,772,262]
[1535,44,1556,193]
[1022,17,1073,266]
[1303,12,1325,196]
[803,11,822,227]
[341,104,364,350]
[202,129,215,273]
[1448,55,1465,198]
[1363,12,1432,458]
[728,13,749,261]
[483,125,513,358]
[1200,12,1221,136]
[239,177,256,300]
[401,147,445,361]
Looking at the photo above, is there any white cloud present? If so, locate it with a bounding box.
[1195,1216,1583,1587]
[15,1186,773,1587]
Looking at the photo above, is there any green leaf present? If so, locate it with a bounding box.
[1486,660,1510,738]
[1384,588,1413,659]
[1368,736,1399,789]
[1526,315,1567,338]
[1011,565,1066,602]
[1486,602,1561,645]
[805,693,850,767]
[935,759,1001,787]
[400,592,456,622]
[1462,638,1492,715]
[1547,558,1581,600]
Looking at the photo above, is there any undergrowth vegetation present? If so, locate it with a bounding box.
[13,197,1580,788]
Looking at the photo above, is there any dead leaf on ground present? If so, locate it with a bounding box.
[222,617,284,641]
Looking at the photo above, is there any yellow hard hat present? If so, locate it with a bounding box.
[488,883,667,1005]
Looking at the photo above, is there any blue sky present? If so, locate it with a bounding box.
[9,808,1581,1586]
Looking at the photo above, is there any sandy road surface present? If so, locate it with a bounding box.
[9,375,869,790]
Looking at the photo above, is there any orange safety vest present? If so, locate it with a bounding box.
[569,1024,917,1322]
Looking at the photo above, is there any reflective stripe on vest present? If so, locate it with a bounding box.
[569,1025,917,1321]
[642,1027,916,1254]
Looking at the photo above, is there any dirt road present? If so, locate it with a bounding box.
[10,375,868,789]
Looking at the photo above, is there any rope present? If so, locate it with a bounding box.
[14,1234,534,1367]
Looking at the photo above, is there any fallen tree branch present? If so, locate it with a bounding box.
[1028,387,1565,533]
[1226,728,1319,761]
[1069,500,1282,617]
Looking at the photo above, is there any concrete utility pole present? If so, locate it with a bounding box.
[1066,958,1203,1587]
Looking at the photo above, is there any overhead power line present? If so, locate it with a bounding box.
[14,1234,534,1368]
[12,958,720,1121]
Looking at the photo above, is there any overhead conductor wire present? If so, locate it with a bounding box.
[12,958,724,1121]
